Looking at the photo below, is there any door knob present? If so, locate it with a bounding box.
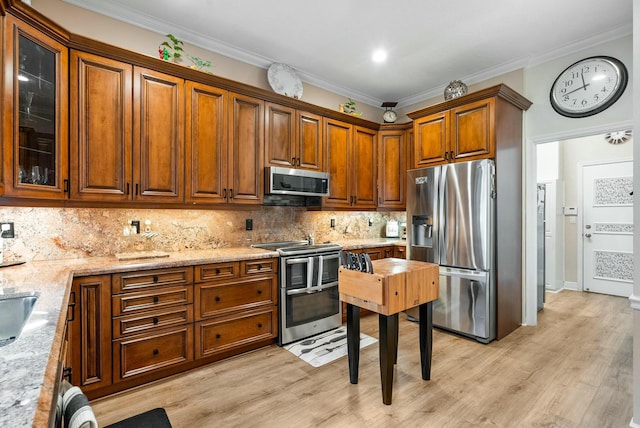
[585,233,592,238]
[585,224,591,229]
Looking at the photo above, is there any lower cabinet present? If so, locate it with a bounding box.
[68,275,112,394]
[194,259,278,358]
[196,308,276,358]
[113,324,194,382]
[68,258,278,399]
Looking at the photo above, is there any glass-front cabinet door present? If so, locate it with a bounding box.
[3,15,68,198]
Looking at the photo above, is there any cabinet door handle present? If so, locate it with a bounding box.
[215,296,221,302]
[63,179,70,193]
[135,183,139,196]
[296,157,301,167]
[292,157,296,166]
[215,268,221,275]
[153,296,159,304]
[444,151,448,161]
[153,349,159,355]
[230,188,234,199]
[125,182,130,195]
[223,188,227,199]
[450,150,454,160]
[152,275,159,283]
[153,317,159,325]
[257,264,262,271]
[62,367,72,383]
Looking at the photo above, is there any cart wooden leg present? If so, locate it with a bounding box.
[419,301,433,381]
[346,303,360,384]
[379,313,398,405]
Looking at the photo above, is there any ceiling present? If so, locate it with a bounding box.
[62,0,633,108]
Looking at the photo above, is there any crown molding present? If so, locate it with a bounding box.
[62,0,632,109]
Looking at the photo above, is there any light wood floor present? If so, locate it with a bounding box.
[92,290,632,427]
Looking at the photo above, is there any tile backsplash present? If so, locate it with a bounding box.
[0,207,405,261]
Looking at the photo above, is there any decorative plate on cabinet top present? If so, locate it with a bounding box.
[268,63,303,99]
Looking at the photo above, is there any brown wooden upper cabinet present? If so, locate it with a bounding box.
[185,81,228,204]
[265,103,323,171]
[377,127,408,210]
[412,98,494,168]
[227,92,264,204]
[2,14,69,199]
[70,51,132,201]
[70,55,184,203]
[133,67,184,202]
[323,118,377,210]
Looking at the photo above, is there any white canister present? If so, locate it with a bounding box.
[385,220,399,238]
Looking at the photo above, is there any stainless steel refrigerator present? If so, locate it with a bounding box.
[406,159,496,343]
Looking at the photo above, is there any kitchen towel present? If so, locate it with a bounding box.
[284,327,377,368]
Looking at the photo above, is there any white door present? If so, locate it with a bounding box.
[581,161,633,297]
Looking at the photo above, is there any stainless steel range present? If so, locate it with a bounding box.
[252,241,342,345]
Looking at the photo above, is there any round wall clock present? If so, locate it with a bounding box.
[550,56,628,118]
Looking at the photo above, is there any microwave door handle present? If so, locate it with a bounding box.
[306,256,314,289]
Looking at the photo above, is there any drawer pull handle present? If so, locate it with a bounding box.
[257,264,262,270]
[257,289,263,295]
[216,334,221,339]
[215,296,221,302]
[153,317,159,325]
[153,275,159,283]
[153,296,159,304]
[257,323,263,328]
[215,268,221,275]
[153,349,159,355]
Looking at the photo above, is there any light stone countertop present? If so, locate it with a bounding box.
[0,247,278,428]
[0,240,407,427]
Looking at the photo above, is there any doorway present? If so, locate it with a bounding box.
[534,132,634,307]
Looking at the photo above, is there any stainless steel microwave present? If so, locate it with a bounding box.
[265,167,330,197]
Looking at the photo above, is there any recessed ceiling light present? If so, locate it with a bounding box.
[372,49,387,63]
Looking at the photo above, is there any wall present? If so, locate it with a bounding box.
[397,69,525,123]
[521,34,633,326]
[0,206,405,262]
[560,134,633,284]
[30,0,383,122]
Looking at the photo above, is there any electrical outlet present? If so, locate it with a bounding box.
[330,218,335,228]
[246,219,253,231]
[131,220,141,234]
[0,222,14,238]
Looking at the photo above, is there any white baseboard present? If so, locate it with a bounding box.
[629,417,640,428]
[563,281,578,291]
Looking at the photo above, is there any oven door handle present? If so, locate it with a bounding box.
[286,281,338,296]
[317,255,324,287]
[306,256,314,289]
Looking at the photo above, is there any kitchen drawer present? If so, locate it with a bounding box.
[113,324,194,382]
[113,305,194,339]
[112,267,193,294]
[241,258,277,276]
[112,286,193,317]
[195,261,239,283]
[195,276,276,320]
[195,308,276,358]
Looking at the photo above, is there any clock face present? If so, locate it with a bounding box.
[550,56,628,118]
[382,109,397,123]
